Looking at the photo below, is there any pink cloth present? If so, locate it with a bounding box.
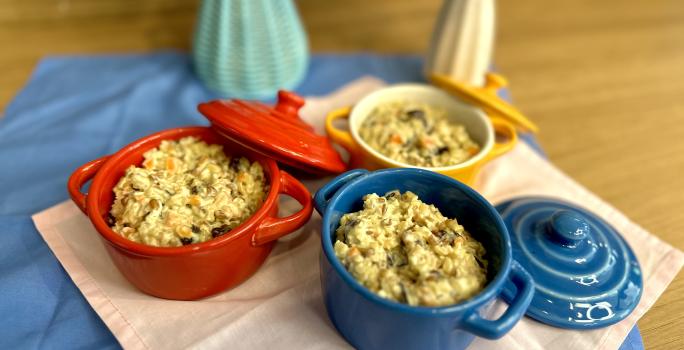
[32,78,684,350]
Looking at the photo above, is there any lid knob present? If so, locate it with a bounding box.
[546,209,590,246]
[275,90,305,119]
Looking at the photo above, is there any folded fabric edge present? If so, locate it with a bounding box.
[31,202,149,350]
[487,142,684,349]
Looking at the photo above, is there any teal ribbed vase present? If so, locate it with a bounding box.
[192,0,309,99]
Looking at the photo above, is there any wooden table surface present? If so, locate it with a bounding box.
[1,0,682,348]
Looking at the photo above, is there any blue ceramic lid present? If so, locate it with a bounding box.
[496,197,642,329]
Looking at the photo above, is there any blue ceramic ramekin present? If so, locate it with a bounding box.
[314,168,535,350]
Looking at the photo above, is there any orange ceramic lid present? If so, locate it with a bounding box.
[198,90,347,174]
[429,72,539,133]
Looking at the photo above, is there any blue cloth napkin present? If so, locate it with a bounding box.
[0,52,643,349]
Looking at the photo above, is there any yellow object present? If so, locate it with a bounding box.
[429,72,539,133]
[325,106,517,186]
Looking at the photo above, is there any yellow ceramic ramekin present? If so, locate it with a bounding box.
[325,82,518,186]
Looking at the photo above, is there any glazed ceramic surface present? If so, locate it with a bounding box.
[68,127,313,300]
[314,168,534,350]
[496,197,643,329]
[199,90,347,174]
[429,73,539,133]
[325,84,517,186]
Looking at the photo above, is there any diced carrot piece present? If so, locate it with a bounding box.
[176,226,193,238]
[166,158,176,171]
[188,195,201,206]
[143,159,154,169]
[390,134,403,144]
[348,247,360,256]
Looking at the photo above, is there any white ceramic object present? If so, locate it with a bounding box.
[425,0,496,87]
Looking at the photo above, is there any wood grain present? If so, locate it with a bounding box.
[0,0,682,348]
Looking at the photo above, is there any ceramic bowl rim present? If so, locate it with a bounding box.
[319,168,513,315]
[348,83,495,171]
[84,126,284,257]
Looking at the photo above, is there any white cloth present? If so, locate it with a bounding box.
[32,78,684,350]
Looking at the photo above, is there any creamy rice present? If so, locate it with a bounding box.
[359,102,480,167]
[110,137,267,247]
[334,190,488,307]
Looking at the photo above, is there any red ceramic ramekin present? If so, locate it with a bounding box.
[67,126,313,300]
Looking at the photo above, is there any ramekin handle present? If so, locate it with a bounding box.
[253,171,313,246]
[313,169,369,215]
[325,106,358,153]
[487,116,518,160]
[67,155,110,214]
[460,261,534,339]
